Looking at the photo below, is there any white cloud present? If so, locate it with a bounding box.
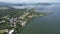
[0,0,60,3]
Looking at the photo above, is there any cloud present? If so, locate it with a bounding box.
[0,0,60,3]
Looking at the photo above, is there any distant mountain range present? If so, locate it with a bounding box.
[0,2,52,6]
[0,2,26,6]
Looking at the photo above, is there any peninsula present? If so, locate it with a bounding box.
[0,7,51,34]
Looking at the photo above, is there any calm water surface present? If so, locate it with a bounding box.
[20,4,60,34]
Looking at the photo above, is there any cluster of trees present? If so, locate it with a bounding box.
[0,19,12,29]
[0,8,26,34]
[0,8,26,18]
[14,22,22,34]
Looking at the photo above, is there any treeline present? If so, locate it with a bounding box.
[0,8,26,18]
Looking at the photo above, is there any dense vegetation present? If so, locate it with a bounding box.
[0,6,52,34]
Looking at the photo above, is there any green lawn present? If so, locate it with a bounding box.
[19,12,30,19]
[0,30,5,34]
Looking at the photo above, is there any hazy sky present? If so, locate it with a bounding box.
[0,0,60,3]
